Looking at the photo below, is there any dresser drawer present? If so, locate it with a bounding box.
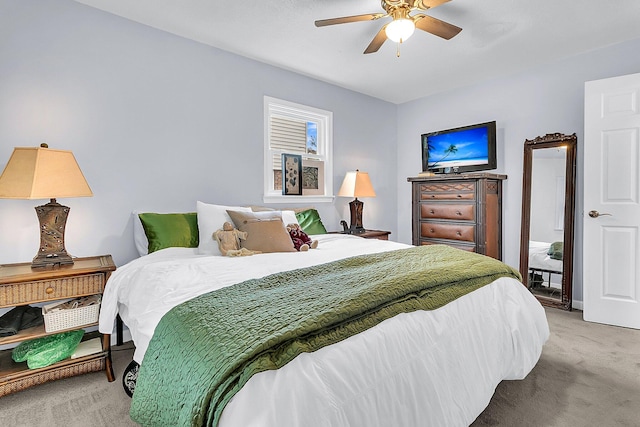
[0,273,106,306]
[420,222,475,242]
[421,203,475,221]
[420,240,476,252]
[419,182,476,201]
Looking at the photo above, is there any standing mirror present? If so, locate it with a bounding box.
[520,133,576,310]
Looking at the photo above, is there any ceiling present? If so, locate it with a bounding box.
[74,0,640,104]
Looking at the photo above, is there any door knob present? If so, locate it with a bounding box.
[588,210,612,218]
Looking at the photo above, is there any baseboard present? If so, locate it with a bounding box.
[572,299,583,310]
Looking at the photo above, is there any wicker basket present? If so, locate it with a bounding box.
[42,296,101,333]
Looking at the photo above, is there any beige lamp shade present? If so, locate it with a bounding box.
[0,146,93,200]
[337,170,376,198]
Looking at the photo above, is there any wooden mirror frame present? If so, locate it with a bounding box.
[519,133,577,310]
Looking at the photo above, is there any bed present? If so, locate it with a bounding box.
[99,204,549,427]
[528,240,563,288]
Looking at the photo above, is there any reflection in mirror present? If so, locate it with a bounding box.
[520,133,576,310]
[529,148,565,300]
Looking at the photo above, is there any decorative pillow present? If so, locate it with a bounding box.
[138,212,199,254]
[249,207,298,226]
[280,210,299,227]
[133,212,151,256]
[548,241,564,260]
[248,205,275,212]
[197,202,251,256]
[227,210,296,253]
[12,330,85,369]
[295,209,327,235]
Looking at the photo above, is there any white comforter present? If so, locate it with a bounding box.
[100,234,549,427]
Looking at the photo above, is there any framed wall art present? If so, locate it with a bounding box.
[282,153,302,195]
[302,159,325,196]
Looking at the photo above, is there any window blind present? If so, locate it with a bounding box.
[270,116,307,169]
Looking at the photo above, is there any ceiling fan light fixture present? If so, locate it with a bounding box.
[385,18,415,43]
[316,0,461,55]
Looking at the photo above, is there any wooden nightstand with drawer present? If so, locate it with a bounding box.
[354,230,391,240]
[329,230,391,240]
[0,255,116,397]
[408,173,506,260]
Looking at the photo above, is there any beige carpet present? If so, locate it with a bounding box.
[472,308,640,427]
[0,343,138,427]
[0,308,638,426]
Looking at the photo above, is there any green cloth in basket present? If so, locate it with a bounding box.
[12,330,84,369]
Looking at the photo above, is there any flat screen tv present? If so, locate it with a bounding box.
[421,121,497,174]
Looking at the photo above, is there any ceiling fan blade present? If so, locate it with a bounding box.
[363,25,388,54]
[414,0,451,10]
[315,13,385,27]
[414,14,462,39]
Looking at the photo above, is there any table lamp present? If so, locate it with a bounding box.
[0,144,93,268]
[337,170,376,234]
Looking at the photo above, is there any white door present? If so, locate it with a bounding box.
[584,72,640,329]
[583,74,640,329]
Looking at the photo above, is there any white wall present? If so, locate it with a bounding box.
[396,37,640,303]
[0,0,398,267]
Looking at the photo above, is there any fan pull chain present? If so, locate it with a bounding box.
[396,39,403,57]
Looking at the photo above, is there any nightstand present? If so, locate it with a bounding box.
[331,230,391,240]
[0,255,116,397]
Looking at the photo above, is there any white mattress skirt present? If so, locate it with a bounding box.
[219,277,549,427]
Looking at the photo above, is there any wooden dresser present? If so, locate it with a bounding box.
[408,173,506,260]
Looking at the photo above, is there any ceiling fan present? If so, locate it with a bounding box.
[315,0,462,54]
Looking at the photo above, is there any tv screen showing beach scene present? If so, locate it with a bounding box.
[422,121,496,173]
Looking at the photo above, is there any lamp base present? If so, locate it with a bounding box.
[32,199,74,268]
[349,226,366,234]
[348,198,365,232]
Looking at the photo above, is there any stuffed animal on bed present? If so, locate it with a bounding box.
[286,223,318,252]
[214,222,261,256]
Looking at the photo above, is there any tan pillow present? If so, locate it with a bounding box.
[227,210,296,253]
[247,205,275,212]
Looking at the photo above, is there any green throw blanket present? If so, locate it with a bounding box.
[130,245,521,426]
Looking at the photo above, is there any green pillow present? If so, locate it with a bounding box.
[12,330,84,369]
[295,209,327,235]
[547,241,564,260]
[138,212,199,253]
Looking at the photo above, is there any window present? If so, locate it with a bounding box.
[264,96,333,203]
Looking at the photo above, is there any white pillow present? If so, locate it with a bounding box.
[133,211,149,257]
[280,210,299,227]
[197,201,251,255]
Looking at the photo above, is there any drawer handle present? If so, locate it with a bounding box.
[456,194,462,198]
[45,286,54,294]
[456,211,462,216]
[430,228,435,233]
[456,231,462,236]
[430,209,435,214]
